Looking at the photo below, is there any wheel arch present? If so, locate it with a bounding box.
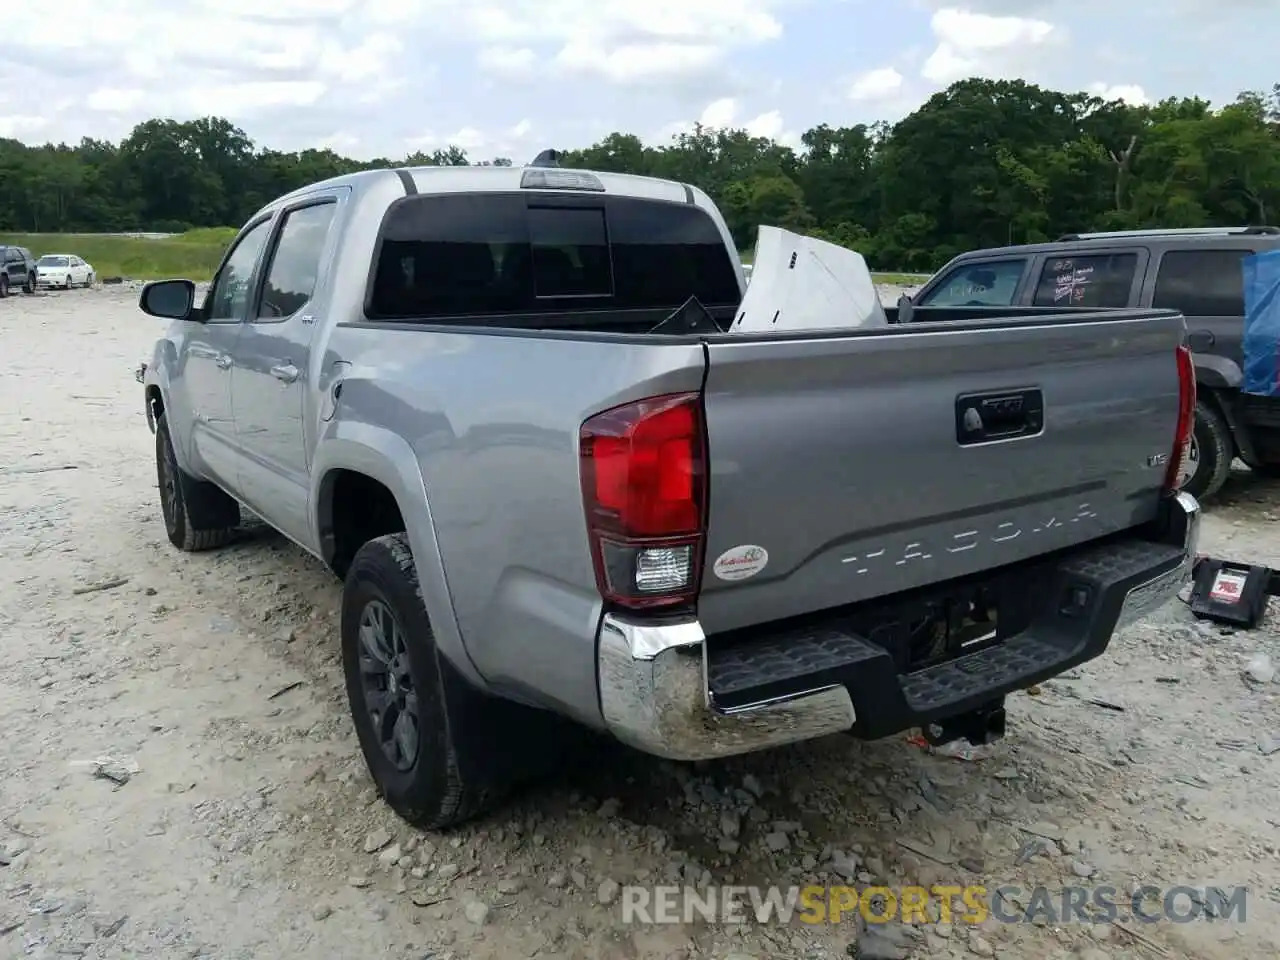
[311,428,485,689]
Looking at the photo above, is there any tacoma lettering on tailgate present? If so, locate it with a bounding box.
[839,503,1098,575]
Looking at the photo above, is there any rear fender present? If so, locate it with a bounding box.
[310,422,486,690]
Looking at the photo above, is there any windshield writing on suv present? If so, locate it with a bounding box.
[38,256,69,267]
[367,192,741,326]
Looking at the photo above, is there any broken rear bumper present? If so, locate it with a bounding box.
[596,492,1199,761]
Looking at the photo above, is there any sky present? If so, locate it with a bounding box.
[0,0,1273,161]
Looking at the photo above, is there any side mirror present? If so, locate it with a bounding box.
[140,279,197,320]
[897,293,912,309]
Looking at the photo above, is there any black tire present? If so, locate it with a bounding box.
[1180,399,1233,501]
[0,275,8,298]
[155,413,240,551]
[85,272,94,288]
[23,272,35,294]
[342,533,503,829]
[341,533,579,829]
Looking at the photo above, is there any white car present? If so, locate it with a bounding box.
[35,254,95,289]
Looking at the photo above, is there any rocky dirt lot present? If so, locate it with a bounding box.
[2,287,1279,960]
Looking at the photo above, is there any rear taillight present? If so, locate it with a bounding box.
[579,392,707,610]
[1164,343,1196,493]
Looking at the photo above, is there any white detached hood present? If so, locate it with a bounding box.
[729,225,887,333]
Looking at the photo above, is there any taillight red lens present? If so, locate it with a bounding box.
[1164,343,1196,493]
[580,392,707,609]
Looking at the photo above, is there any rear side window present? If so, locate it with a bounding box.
[1032,253,1137,308]
[368,192,740,323]
[1153,249,1251,316]
[916,259,1026,307]
[258,201,337,320]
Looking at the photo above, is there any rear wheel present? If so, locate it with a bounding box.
[0,275,8,298]
[342,534,503,828]
[155,413,240,551]
[342,533,579,828]
[1179,399,1232,501]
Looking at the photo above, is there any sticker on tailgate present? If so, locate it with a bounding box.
[713,545,769,581]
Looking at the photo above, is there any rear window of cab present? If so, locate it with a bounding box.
[366,192,742,324]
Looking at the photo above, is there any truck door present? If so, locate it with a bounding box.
[230,191,343,547]
[181,217,273,491]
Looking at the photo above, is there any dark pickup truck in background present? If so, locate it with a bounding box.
[900,226,1280,501]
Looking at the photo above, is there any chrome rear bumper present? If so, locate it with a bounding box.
[595,491,1200,762]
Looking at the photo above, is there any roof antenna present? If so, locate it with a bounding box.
[529,149,559,168]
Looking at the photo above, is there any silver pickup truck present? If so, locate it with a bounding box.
[137,163,1201,828]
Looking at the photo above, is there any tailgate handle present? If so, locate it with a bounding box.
[956,389,1043,445]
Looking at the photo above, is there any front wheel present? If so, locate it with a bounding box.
[1179,399,1233,501]
[23,273,35,294]
[0,275,8,298]
[155,413,240,551]
[85,272,94,288]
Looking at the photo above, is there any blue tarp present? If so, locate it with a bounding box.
[1242,249,1280,397]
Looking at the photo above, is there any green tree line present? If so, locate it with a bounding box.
[2,78,1277,271]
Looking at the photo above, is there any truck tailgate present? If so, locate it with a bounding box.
[696,311,1187,635]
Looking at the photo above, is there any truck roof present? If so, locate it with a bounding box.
[266,164,701,214]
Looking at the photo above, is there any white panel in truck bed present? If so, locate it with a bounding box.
[729,226,888,334]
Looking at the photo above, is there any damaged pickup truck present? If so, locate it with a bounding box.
[136,162,1201,828]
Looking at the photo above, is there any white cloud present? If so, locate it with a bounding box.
[922,7,1056,85]
[657,100,799,148]
[179,81,328,115]
[745,110,784,139]
[0,115,49,137]
[848,67,904,101]
[477,46,537,77]
[554,41,724,83]
[701,98,739,128]
[1089,82,1150,105]
[86,88,146,113]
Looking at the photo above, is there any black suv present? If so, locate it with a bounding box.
[0,245,37,297]
[903,226,1280,501]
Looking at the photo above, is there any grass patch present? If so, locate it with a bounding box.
[0,230,236,281]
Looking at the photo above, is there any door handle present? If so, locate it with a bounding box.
[270,363,299,383]
[215,355,233,370]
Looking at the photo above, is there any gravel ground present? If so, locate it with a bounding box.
[2,286,1279,960]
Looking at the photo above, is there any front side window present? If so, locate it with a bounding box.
[207,219,271,321]
[1031,253,1137,308]
[258,202,337,320]
[917,260,1027,306]
[1153,249,1250,317]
